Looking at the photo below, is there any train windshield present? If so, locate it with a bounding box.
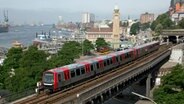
[44,73,54,83]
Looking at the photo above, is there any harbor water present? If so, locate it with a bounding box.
[0,25,73,48]
[0,25,52,48]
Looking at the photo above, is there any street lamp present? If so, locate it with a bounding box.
[82,37,84,56]
[131,92,157,104]
[80,30,85,56]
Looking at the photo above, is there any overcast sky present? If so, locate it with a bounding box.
[0,0,171,24]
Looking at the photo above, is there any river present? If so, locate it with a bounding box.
[0,25,52,48]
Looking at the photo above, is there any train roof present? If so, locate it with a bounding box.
[134,41,159,49]
[92,55,111,60]
[46,41,159,73]
[62,63,83,69]
[47,63,83,73]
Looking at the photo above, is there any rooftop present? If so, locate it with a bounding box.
[87,28,112,33]
[162,29,184,32]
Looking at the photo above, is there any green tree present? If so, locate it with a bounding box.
[153,64,184,104]
[151,21,157,31]
[130,22,140,35]
[140,22,150,31]
[178,18,184,28]
[82,39,94,55]
[20,45,48,80]
[162,17,173,29]
[4,68,35,92]
[95,38,109,48]
[155,24,163,36]
[151,13,174,31]
[0,65,3,89]
[49,41,82,68]
[59,41,81,59]
[6,46,48,92]
[162,65,184,89]
[0,47,23,89]
[3,47,23,70]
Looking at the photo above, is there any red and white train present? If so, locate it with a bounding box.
[42,41,159,92]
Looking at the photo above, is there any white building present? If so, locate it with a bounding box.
[94,20,111,28]
[82,12,95,23]
[121,18,137,36]
[0,58,4,65]
[171,12,184,24]
[170,43,184,64]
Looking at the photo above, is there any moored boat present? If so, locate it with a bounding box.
[0,10,9,33]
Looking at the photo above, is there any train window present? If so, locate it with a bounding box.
[71,70,75,78]
[107,59,110,65]
[125,53,128,59]
[58,74,61,82]
[130,53,132,57]
[91,65,94,71]
[110,59,113,64]
[76,69,80,76]
[129,53,131,58]
[116,57,118,62]
[120,56,122,61]
[81,67,85,74]
[97,63,99,69]
[104,60,107,66]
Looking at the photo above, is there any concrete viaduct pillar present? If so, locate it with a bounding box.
[146,74,152,97]
[176,35,179,44]
[166,36,169,45]
[159,35,162,44]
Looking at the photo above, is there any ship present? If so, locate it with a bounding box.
[0,10,9,33]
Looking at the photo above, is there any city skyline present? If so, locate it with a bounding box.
[0,0,170,24]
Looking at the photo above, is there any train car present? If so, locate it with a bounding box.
[42,41,159,93]
[43,62,94,92]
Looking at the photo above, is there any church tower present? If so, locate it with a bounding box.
[112,5,121,49]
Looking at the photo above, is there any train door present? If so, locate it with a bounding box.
[53,70,58,92]
[60,67,70,86]
[62,68,70,81]
[80,62,91,74]
[133,48,137,59]
[108,54,118,68]
[136,48,140,58]
[94,58,104,73]
[120,52,125,65]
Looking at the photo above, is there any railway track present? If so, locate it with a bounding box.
[14,44,171,104]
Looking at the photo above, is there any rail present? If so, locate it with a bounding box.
[14,44,171,104]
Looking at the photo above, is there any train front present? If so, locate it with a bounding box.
[43,71,58,93]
